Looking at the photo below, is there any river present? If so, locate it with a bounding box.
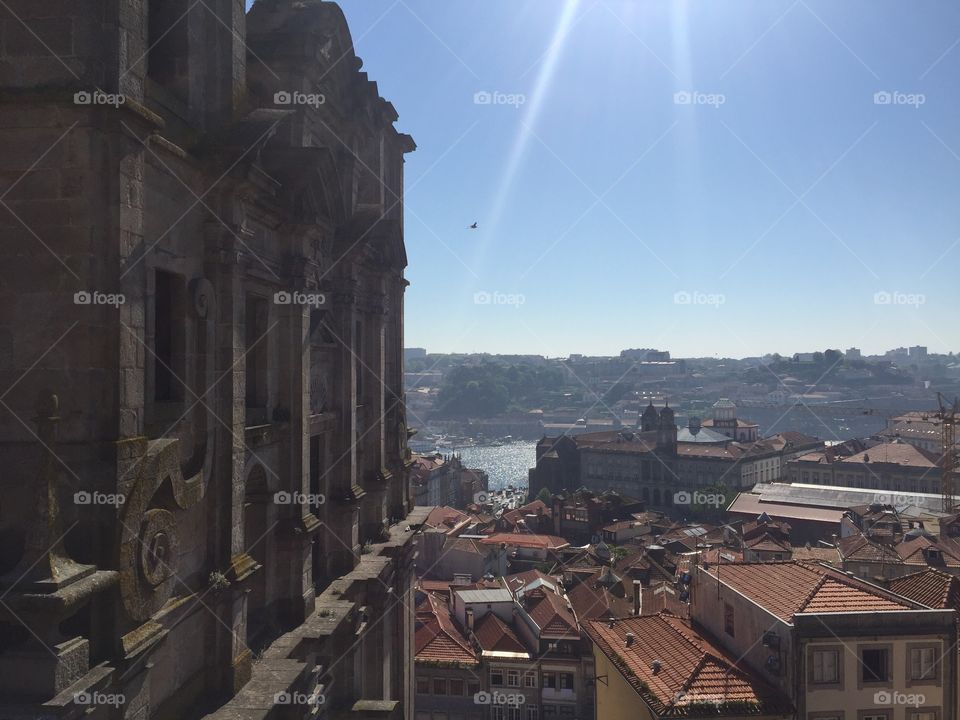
[445,442,537,492]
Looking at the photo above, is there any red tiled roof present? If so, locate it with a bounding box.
[425,505,471,531]
[703,561,919,622]
[887,569,960,610]
[479,533,569,550]
[415,594,478,667]
[586,614,791,716]
[525,590,579,638]
[473,612,527,656]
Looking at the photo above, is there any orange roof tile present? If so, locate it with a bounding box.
[586,614,791,716]
[887,569,960,610]
[704,561,919,622]
[415,594,478,667]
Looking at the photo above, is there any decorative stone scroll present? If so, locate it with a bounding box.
[119,438,203,621]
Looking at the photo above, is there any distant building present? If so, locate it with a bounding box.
[530,405,821,507]
[405,347,428,360]
[845,347,862,359]
[620,348,671,361]
[879,410,949,453]
[701,398,759,442]
[910,345,929,361]
[786,440,943,495]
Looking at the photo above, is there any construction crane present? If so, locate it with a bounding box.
[937,393,959,513]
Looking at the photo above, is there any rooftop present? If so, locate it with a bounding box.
[586,614,791,717]
[701,561,921,622]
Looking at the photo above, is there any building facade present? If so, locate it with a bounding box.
[0,1,424,718]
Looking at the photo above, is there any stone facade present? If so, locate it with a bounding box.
[0,1,426,718]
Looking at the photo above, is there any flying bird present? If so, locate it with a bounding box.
[469,222,478,229]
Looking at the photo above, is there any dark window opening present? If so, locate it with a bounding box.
[154,270,185,402]
[862,648,889,683]
[245,294,269,414]
[147,0,191,101]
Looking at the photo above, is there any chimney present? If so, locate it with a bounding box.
[466,608,474,632]
[625,632,636,647]
[633,580,642,615]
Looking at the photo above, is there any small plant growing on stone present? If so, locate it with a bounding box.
[209,570,231,592]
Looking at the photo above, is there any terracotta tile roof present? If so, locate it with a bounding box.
[524,590,579,638]
[703,561,919,622]
[886,569,960,610]
[567,573,635,620]
[502,499,551,527]
[425,505,472,531]
[896,535,960,567]
[641,584,690,618]
[415,594,478,667]
[586,614,791,716]
[503,569,558,594]
[473,612,528,656]
[479,532,569,550]
[840,443,941,469]
[789,546,841,564]
[837,534,903,564]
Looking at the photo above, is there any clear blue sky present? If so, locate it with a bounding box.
[254,1,960,358]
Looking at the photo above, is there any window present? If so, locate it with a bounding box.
[492,709,505,720]
[862,715,888,720]
[542,672,556,689]
[507,709,522,720]
[559,673,574,690]
[910,712,937,720]
[542,706,556,718]
[245,294,269,412]
[861,648,889,683]
[910,647,937,681]
[558,708,574,718]
[154,270,185,402]
[507,670,520,687]
[490,669,504,686]
[468,681,480,697]
[724,602,735,637]
[433,678,446,695]
[526,707,539,720]
[450,679,464,696]
[416,677,430,694]
[813,649,840,684]
[524,673,537,688]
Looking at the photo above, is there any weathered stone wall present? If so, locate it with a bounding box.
[0,1,420,718]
